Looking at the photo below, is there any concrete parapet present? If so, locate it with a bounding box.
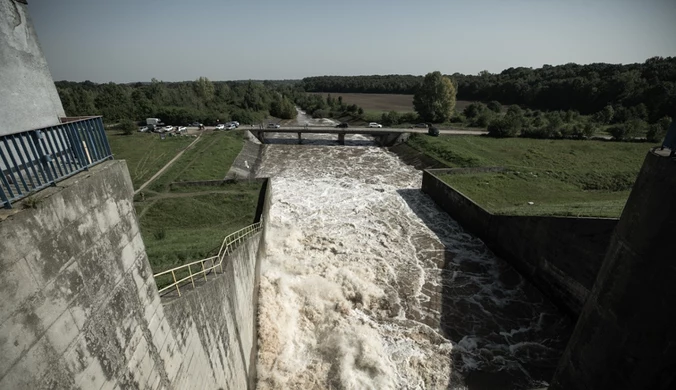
[551,152,676,389]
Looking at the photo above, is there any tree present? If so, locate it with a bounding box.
[119,119,136,135]
[193,77,215,101]
[413,71,457,122]
[487,101,502,113]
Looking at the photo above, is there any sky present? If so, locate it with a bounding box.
[26,0,676,83]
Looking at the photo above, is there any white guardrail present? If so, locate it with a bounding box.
[153,221,262,297]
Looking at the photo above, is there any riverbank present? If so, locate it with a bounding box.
[404,134,649,217]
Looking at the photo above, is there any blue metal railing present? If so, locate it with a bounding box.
[0,116,113,209]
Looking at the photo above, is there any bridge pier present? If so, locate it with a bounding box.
[297,132,302,144]
[338,133,345,145]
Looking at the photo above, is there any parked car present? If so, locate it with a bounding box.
[428,126,439,137]
[267,123,280,128]
[215,124,225,130]
[163,126,174,132]
[335,122,349,128]
[368,122,383,128]
[225,123,237,130]
[414,123,428,128]
[231,121,240,127]
[177,126,188,133]
[189,122,203,127]
[138,126,148,132]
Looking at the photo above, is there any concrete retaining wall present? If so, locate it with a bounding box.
[0,160,265,389]
[0,0,65,135]
[552,152,676,389]
[422,169,618,317]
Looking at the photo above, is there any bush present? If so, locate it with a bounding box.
[646,116,672,142]
[521,127,555,139]
[608,120,645,140]
[472,112,494,127]
[449,113,465,123]
[488,117,519,138]
[487,101,502,113]
[119,119,137,135]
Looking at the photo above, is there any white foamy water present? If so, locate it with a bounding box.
[255,137,571,390]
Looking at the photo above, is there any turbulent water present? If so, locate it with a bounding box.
[255,135,572,390]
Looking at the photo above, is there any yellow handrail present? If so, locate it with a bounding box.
[153,221,263,296]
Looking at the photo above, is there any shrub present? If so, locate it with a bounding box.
[487,101,502,113]
[488,117,519,138]
[449,113,465,123]
[646,116,672,142]
[472,112,493,127]
[608,120,645,141]
[119,119,136,135]
[521,127,555,139]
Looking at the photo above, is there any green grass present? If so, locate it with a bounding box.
[407,135,652,217]
[137,190,260,271]
[148,131,245,192]
[113,129,259,273]
[108,131,195,189]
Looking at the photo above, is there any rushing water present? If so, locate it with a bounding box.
[255,135,572,390]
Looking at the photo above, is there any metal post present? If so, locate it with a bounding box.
[172,270,180,297]
[189,265,195,289]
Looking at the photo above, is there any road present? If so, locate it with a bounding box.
[251,126,487,136]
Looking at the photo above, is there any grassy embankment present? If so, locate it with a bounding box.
[407,134,651,218]
[108,130,261,274]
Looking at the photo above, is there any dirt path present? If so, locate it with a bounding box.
[134,135,202,195]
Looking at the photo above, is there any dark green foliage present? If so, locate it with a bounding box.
[487,101,502,113]
[119,119,136,135]
[301,56,676,121]
[56,77,296,124]
[646,116,673,142]
[381,111,400,126]
[608,119,647,140]
[413,71,457,123]
[487,115,521,138]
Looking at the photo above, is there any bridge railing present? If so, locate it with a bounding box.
[153,221,263,297]
[0,116,112,209]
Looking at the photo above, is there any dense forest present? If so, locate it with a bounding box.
[301,57,676,122]
[56,78,298,125]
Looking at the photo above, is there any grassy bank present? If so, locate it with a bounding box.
[147,131,245,192]
[108,131,194,189]
[110,129,260,272]
[138,188,260,271]
[408,134,650,217]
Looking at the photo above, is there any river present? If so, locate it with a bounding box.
[255,135,571,390]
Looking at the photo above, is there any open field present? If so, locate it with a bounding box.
[407,134,651,217]
[137,188,260,271]
[107,130,194,189]
[110,129,259,271]
[147,131,244,193]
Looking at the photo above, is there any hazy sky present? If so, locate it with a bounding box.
[27,0,676,83]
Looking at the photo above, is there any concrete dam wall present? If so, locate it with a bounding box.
[421,168,617,317]
[0,0,65,135]
[0,160,266,389]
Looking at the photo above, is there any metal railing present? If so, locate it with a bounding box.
[0,116,112,208]
[153,221,263,297]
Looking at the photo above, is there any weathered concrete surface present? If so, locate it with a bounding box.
[0,160,264,389]
[226,139,264,180]
[551,152,676,390]
[422,168,617,317]
[0,0,65,135]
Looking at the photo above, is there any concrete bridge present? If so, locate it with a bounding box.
[251,126,486,146]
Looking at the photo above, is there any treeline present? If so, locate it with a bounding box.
[301,56,676,122]
[56,78,297,125]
